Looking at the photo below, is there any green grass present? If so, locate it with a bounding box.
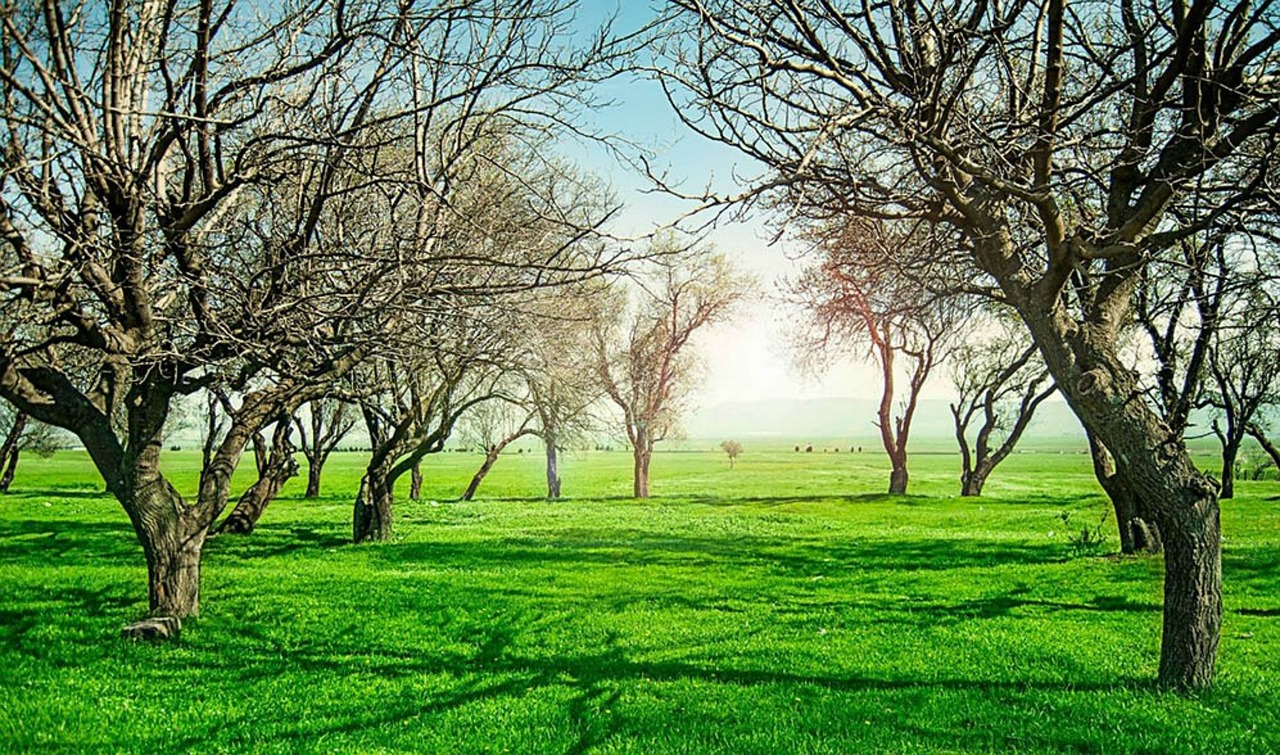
[0,448,1276,753]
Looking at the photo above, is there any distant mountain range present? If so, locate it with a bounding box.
[682,397,1088,446]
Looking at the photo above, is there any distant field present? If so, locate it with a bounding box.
[0,449,1276,753]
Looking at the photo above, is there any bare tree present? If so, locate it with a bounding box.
[0,406,61,492]
[1206,294,1280,499]
[458,397,537,501]
[791,220,955,494]
[596,246,747,498]
[661,0,1280,689]
[0,0,637,623]
[295,399,356,498]
[949,318,1056,497]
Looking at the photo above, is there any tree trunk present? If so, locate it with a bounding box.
[1157,502,1222,690]
[0,445,19,493]
[0,412,26,493]
[353,470,394,543]
[461,449,500,501]
[545,432,561,500]
[888,460,908,495]
[1087,431,1162,555]
[960,467,986,497]
[1219,443,1237,500]
[410,463,423,501]
[1246,424,1280,472]
[633,447,651,498]
[304,457,323,497]
[214,420,299,535]
[129,476,206,618]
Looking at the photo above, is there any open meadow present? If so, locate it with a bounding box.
[0,448,1276,753]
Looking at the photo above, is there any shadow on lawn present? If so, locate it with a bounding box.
[161,613,1151,752]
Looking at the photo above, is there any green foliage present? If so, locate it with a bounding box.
[0,449,1276,753]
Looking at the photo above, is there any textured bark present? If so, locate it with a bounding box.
[960,467,988,497]
[888,464,908,495]
[1088,432,1162,554]
[129,475,206,618]
[1219,443,1237,500]
[1158,503,1222,690]
[215,421,299,535]
[353,470,395,543]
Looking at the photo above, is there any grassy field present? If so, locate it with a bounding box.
[0,447,1276,753]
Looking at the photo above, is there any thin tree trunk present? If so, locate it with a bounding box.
[633,447,651,498]
[0,413,26,493]
[1219,442,1237,500]
[0,445,19,493]
[545,431,561,500]
[461,449,500,501]
[410,463,423,501]
[304,455,323,497]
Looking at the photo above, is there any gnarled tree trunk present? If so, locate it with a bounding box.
[353,468,395,543]
[1087,431,1162,555]
[215,420,299,535]
[304,462,324,498]
[633,445,652,499]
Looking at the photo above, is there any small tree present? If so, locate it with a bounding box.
[720,440,743,468]
[0,407,61,492]
[791,220,956,494]
[295,399,356,498]
[949,316,1056,497]
[596,245,747,498]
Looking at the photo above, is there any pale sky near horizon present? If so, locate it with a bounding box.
[570,4,958,406]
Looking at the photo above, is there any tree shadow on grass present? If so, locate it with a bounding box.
[159,611,1153,752]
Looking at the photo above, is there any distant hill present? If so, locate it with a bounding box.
[683,397,1087,446]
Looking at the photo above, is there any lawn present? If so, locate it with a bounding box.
[0,447,1276,753]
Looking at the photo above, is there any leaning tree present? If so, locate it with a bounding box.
[662,0,1280,689]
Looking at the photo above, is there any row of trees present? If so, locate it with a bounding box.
[3,0,1277,694]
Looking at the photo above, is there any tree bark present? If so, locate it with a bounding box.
[888,462,908,495]
[409,463,423,501]
[960,466,988,497]
[126,472,206,618]
[461,429,534,501]
[1219,443,1237,500]
[1087,431,1162,555]
[305,461,323,498]
[545,431,561,500]
[633,447,652,499]
[214,420,299,535]
[0,413,26,493]
[1158,503,1222,690]
[353,470,395,543]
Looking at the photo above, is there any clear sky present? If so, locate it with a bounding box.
[568,3,953,406]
